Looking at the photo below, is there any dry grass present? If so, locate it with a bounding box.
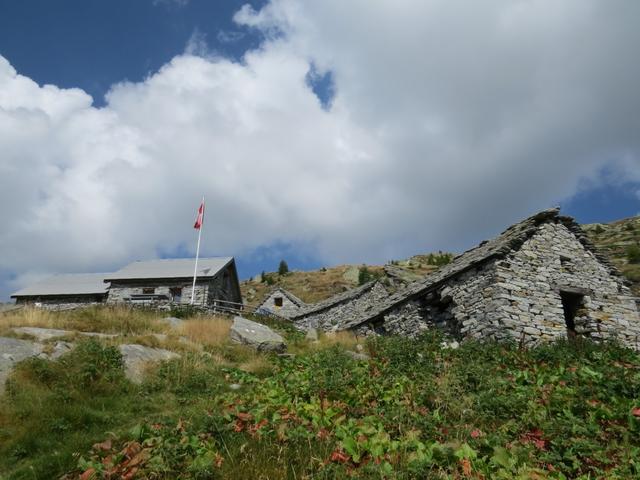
[238,354,273,375]
[175,316,232,347]
[317,330,363,351]
[0,305,168,336]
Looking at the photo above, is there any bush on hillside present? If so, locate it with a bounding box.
[628,244,640,264]
[278,260,289,275]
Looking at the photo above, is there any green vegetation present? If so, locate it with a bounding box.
[2,324,640,479]
[278,260,289,276]
[427,252,454,266]
[627,244,640,264]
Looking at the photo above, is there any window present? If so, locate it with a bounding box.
[142,287,155,295]
[560,291,584,337]
[560,256,574,273]
[274,296,283,307]
[170,287,182,302]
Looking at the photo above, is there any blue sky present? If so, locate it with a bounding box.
[0,0,639,299]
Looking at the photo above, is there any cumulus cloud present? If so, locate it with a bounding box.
[1,0,640,298]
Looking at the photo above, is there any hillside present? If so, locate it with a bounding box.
[241,254,450,310]
[242,217,640,309]
[584,216,640,295]
[1,307,639,479]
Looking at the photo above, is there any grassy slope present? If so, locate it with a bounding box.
[1,309,639,479]
[241,257,444,310]
[584,216,640,295]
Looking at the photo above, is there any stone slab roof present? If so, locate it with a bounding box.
[340,208,622,330]
[104,257,234,282]
[292,280,379,319]
[11,273,111,298]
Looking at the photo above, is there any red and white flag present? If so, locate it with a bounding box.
[193,199,205,230]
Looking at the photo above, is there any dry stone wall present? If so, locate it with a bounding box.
[353,263,498,338]
[294,282,388,331]
[107,280,210,305]
[256,291,303,319]
[351,222,640,349]
[489,222,640,347]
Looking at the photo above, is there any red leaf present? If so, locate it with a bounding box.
[632,407,640,417]
[79,468,96,480]
[236,412,253,422]
[92,439,112,452]
[460,458,472,477]
[470,429,483,439]
[330,450,350,463]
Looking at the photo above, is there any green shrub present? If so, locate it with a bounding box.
[278,260,289,275]
[627,244,640,264]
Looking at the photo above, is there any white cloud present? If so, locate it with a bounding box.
[1,0,640,298]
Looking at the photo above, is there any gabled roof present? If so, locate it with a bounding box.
[340,208,622,330]
[104,257,234,281]
[11,273,111,298]
[257,287,306,309]
[292,280,379,319]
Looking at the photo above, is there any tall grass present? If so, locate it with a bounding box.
[0,306,167,336]
[175,316,232,347]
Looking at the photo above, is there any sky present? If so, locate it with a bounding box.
[0,0,639,300]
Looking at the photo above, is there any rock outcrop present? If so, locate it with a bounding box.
[230,316,286,352]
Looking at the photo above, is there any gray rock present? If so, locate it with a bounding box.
[162,316,184,328]
[229,383,242,390]
[305,328,319,342]
[0,337,44,393]
[345,350,370,361]
[118,344,180,383]
[12,327,71,341]
[229,316,286,353]
[48,341,74,359]
[80,332,118,339]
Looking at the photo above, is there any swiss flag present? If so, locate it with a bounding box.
[193,199,205,230]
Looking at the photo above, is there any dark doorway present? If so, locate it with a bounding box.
[274,297,283,307]
[560,291,584,336]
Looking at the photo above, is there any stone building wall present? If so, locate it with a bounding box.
[207,270,241,307]
[353,263,498,338]
[257,291,303,319]
[107,279,210,305]
[295,282,389,331]
[15,295,106,309]
[353,222,640,349]
[489,222,640,347]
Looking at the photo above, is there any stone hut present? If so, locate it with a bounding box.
[339,209,640,349]
[255,287,306,319]
[293,281,389,331]
[105,257,242,309]
[11,273,110,307]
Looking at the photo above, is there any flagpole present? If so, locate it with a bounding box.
[191,196,204,305]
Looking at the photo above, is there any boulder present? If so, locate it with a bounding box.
[162,316,184,328]
[229,316,286,352]
[12,327,70,341]
[345,350,370,361]
[118,344,180,383]
[0,337,44,393]
[305,328,319,342]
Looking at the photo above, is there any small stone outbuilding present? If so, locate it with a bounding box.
[339,209,640,349]
[293,281,389,331]
[255,287,306,319]
[11,273,111,307]
[105,257,242,309]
